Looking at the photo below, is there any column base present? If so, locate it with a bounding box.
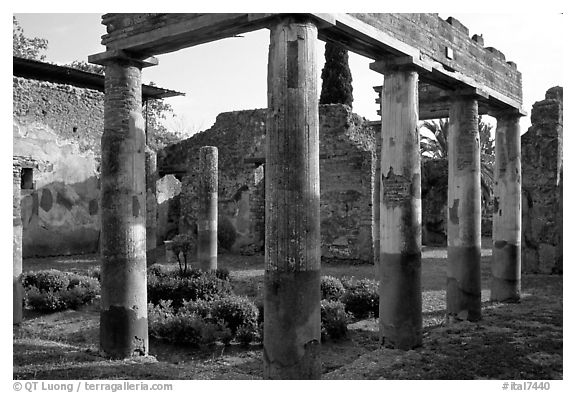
[379,252,422,350]
[100,305,149,359]
[263,270,321,379]
[447,245,482,322]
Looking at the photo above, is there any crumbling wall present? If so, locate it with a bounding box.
[521,86,563,274]
[159,104,377,263]
[319,105,375,262]
[13,77,103,257]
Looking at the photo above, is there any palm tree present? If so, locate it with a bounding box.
[420,118,449,159]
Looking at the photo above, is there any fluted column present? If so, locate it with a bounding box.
[491,113,522,301]
[264,16,321,379]
[377,66,422,350]
[197,146,218,271]
[446,96,482,322]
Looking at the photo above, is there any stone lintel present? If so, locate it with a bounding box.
[88,49,158,68]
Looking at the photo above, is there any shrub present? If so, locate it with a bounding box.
[26,287,66,311]
[216,267,230,281]
[147,264,173,278]
[321,299,350,341]
[181,299,212,319]
[341,279,379,319]
[236,323,258,346]
[60,274,100,309]
[23,270,100,312]
[148,301,232,347]
[22,270,70,292]
[218,217,237,251]
[85,266,101,281]
[211,295,259,336]
[321,275,345,301]
[147,270,232,309]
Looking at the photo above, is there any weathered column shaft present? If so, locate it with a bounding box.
[197,146,218,271]
[491,114,522,301]
[145,147,157,251]
[447,97,482,321]
[13,164,23,325]
[378,68,422,350]
[264,17,321,379]
[100,61,148,358]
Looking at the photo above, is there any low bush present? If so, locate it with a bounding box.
[23,271,100,312]
[321,275,345,301]
[147,269,232,309]
[211,295,259,336]
[22,270,70,292]
[341,278,379,319]
[216,267,231,281]
[321,299,350,341]
[148,295,259,346]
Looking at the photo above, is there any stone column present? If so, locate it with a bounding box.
[145,146,157,252]
[99,60,148,358]
[264,16,321,379]
[447,96,482,322]
[491,113,522,301]
[13,163,23,325]
[377,67,422,350]
[197,146,218,272]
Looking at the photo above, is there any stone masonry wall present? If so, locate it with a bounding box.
[13,76,103,257]
[159,104,377,263]
[521,86,563,274]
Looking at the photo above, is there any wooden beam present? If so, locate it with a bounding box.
[102,14,278,57]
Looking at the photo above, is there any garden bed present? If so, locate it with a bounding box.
[14,243,562,380]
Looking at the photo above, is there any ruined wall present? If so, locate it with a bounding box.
[159,105,377,263]
[319,105,375,262]
[13,77,103,257]
[521,87,563,274]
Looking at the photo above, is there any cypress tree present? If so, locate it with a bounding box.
[320,41,353,108]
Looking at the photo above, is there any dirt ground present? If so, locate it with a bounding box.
[13,240,562,380]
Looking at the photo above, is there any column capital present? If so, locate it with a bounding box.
[88,49,158,68]
[370,54,432,74]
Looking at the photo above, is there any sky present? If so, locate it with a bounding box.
[12,7,566,136]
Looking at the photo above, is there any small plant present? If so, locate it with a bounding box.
[321,299,350,341]
[321,275,345,301]
[211,295,259,336]
[216,267,231,281]
[171,233,197,275]
[217,217,237,251]
[341,278,379,319]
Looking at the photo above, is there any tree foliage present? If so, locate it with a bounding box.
[65,60,105,75]
[13,16,48,60]
[320,41,353,108]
